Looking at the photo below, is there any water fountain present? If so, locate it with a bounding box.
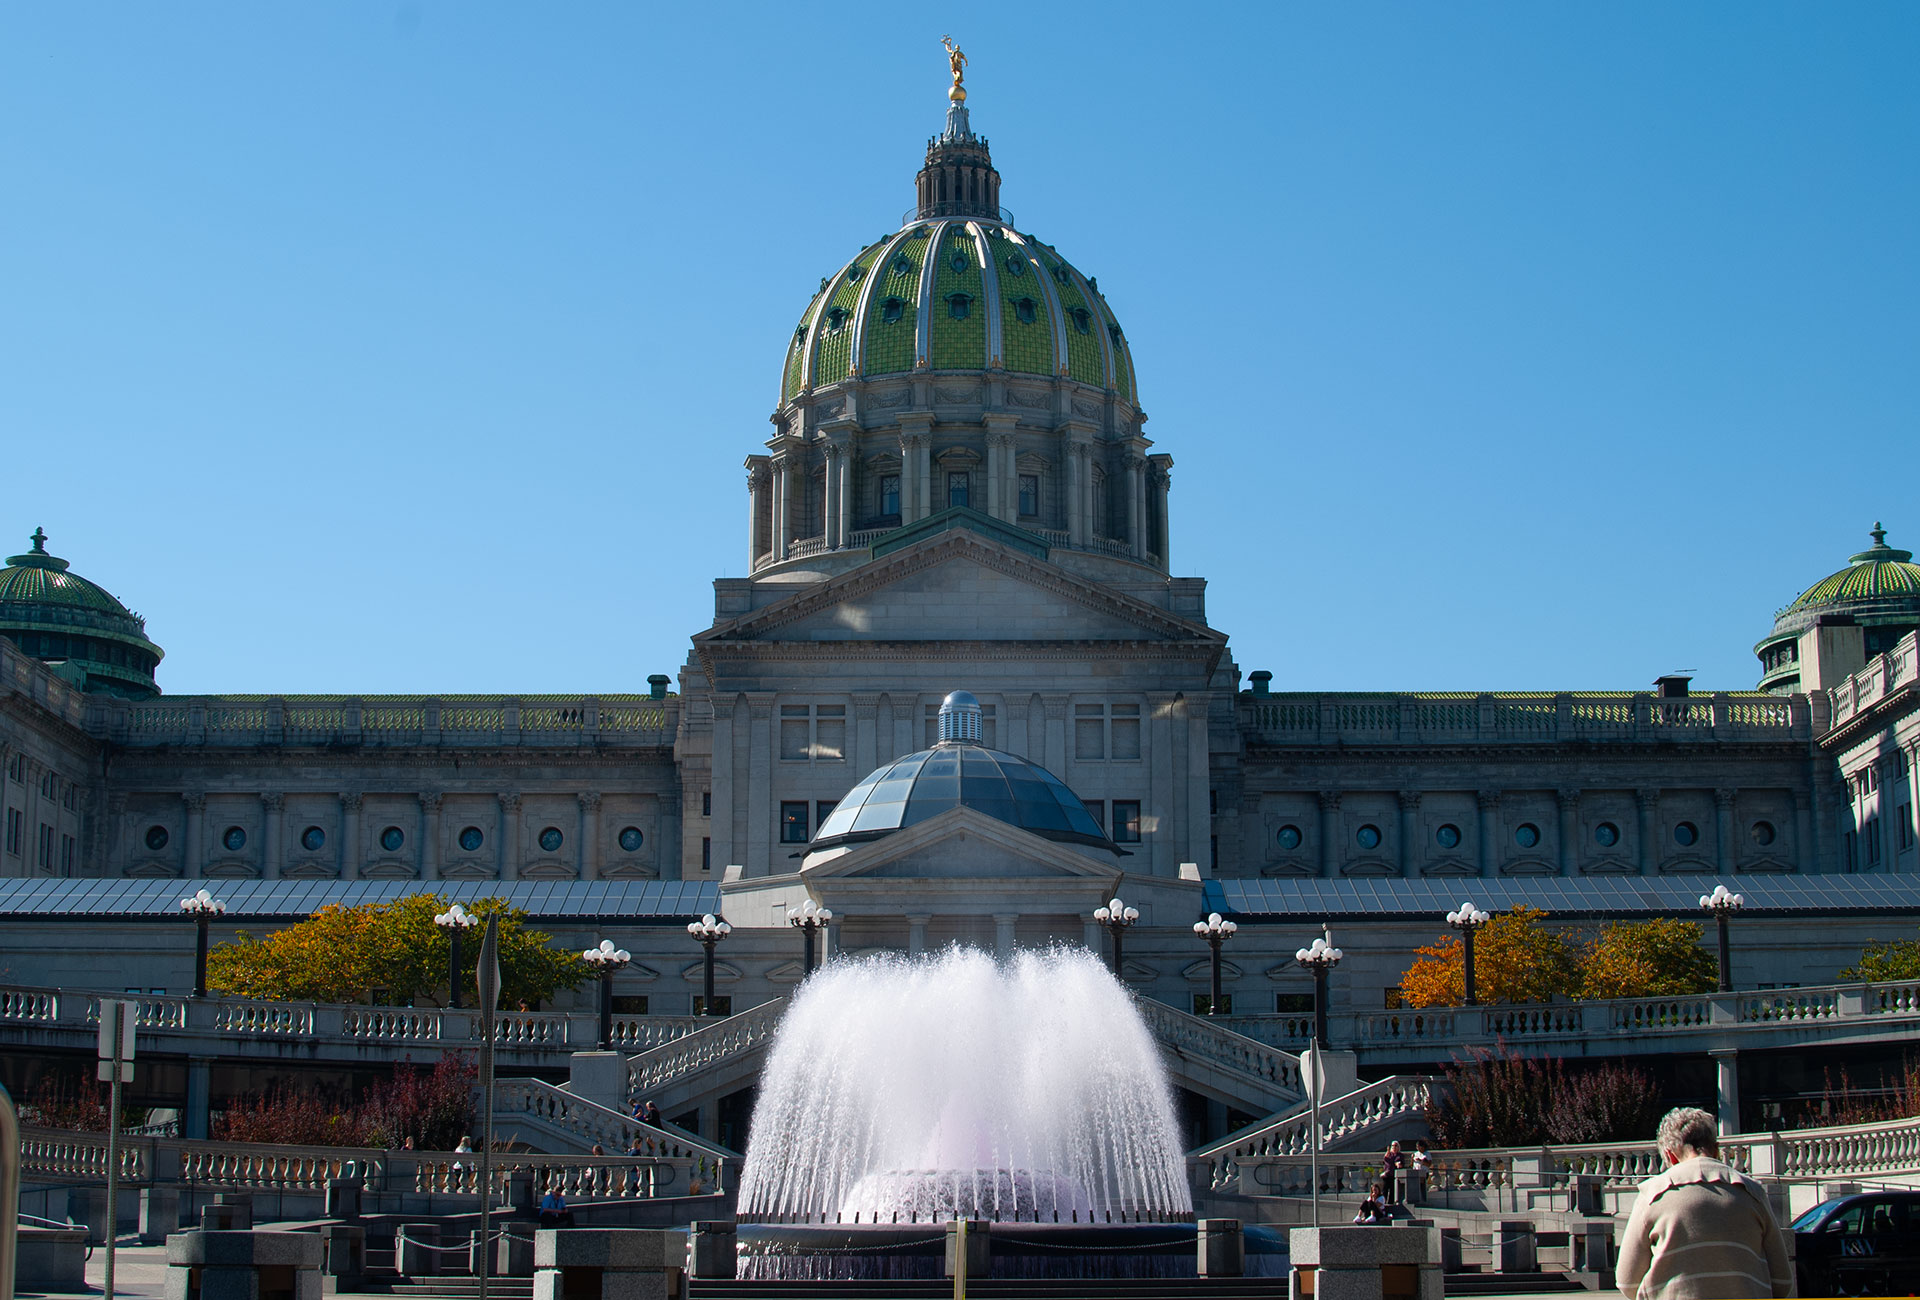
[734,944,1206,1279]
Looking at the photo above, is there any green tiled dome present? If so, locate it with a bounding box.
[1786,525,1920,611]
[779,221,1136,407]
[0,528,164,698]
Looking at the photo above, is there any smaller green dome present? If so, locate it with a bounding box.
[1786,523,1920,611]
[0,528,164,698]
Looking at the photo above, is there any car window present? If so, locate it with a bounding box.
[1825,1204,1867,1233]
[1864,1200,1907,1234]
[1792,1203,1838,1232]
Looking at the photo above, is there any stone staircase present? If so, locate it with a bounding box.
[688,1283,1288,1299]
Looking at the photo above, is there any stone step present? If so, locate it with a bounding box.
[1442,1271,1589,1296]
[687,1284,1287,1300]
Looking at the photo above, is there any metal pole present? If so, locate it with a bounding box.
[598,970,614,1051]
[1463,928,1477,1007]
[1111,924,1124,979]
[1209,938,1223,1014]
[193,915,210,998]
[104,1009,124,1300]
[802,926,817,978]
[1314,966,1330,1049]
[1308,1037,1321,1228]
[702,940,717,1015]
[476,915,499,1300]
[449,928,463,1010]
[0,1082,20,1300]
[1717,912,1732,993]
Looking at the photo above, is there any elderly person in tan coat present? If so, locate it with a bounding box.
[1616,1107,1793,1299]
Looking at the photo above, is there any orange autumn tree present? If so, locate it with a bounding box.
[1399,906,1579,1007]
[1578,918,1716,1000]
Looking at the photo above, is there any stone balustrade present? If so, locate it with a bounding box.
[1134,999,1303,1111]
[625,997,790,1101]
[0,636,89,729]
[1827,629,1919,730]
[1190,1075,1435,1192]
[1242,691,1807,746]
[491,1078,734,1170]
[80,693,679,749]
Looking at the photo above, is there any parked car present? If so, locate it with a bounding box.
[1792,1191,1920,1297]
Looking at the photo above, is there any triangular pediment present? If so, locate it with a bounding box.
[697,528,1224,650]
[802,805,1122,883]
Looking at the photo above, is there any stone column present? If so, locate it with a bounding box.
[836,441,854,545]
[578,792,601,880]
[1883,756,1904,872]
[1148,455,1173,567]
[1397,791,1420,876]
[497,793,520,881]
[1637,789,1660,875]
[778,454,802,558]
[710,698,736,871]
[262,794,285,879]
[993,912,1019,959]
[745,459,770,569]
[419,793,441,879]
[900,419,933,523]
[106,791,128,876]
[1712,1048,1741,1135]
[746,695,775,877]
[1476,791,1500,878]
[985,424,1016,522]
[1908,743,1920,870]
[339,793,362,880]
[1318,791,1341,877]
[906,914,930,956]
[1794,788,1813,872]
[182,793,206,876]
[1065,437,1090,544]
[1125,454,1146,558]
[1042,695,1068,778]
[852,693,879,779]
[1715,788,1737,874]
[1557,788,1580,876]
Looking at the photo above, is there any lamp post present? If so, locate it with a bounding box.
[1446,901,1491,1006]
[686,913,733,1016]
[1192,911,1238,1015]
[1700,885,1744,993]
[434,903,480,1009]
[1293,927,1343,1228]
[581,939,631,1050]
[179,888,226,998]
[787,899,832,978]
[1093,896,1139,980]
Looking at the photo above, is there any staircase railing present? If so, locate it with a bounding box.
[490,1078,735,1168]
[624,998,789,1100]
[1134,999,1303,1104]
[1188,1075,1434,1193]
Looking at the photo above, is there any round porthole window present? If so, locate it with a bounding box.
[379,826,405,852]
[539,827,564,853]
[1435,823,1461,849]
[300,826,326,852]
[1276,825,1302,851]
[1594,822,1620,847]
[1751,821,1776,847]
[222,826,246,852]
[1674,822,1699,847]
[145,825,170,851]
[1355,824,1381,850]
[458,826,484,853]
[1515,823,1541,849]
[618,826,644,852]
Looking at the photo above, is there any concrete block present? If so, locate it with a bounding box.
[569,1050,631,1112]
[534,1228,685,1300]
[688,1221,737,1280]
[944,1219,990,1279]
[1498,1220,1538,1273]
[1198,1218,1245,1277]
[68,1185,110,1245]
[15,1226,89,1291]
[473,1223,537,1278]
[1289,1226,1438,1267]
[141,1186,183,1244]
[399,1223,441,1277]
[321,1224,365,1279]
[324,1179,361,1219]
[164,1230,324,1300]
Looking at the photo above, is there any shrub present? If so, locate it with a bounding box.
[212,1055,475,1149]
[1426,1045,1663,1147]
[1545,1061,1665,1145]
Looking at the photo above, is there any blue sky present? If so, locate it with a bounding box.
[2,3,1914,696]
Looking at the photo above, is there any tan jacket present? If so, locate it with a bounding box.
[1615,1156,1793,1299]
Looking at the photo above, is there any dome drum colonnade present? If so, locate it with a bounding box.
[748,89,1168,577]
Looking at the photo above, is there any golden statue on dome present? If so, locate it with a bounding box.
[942,35,967,102]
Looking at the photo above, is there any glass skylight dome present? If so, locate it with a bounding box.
[809,691,1121,855]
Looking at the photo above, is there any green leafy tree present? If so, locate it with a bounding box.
[1842,936,1920,982]
[1578,919,1717,1000]
[208,894,589,1006]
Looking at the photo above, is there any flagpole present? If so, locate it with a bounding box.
[476,915,500,1300]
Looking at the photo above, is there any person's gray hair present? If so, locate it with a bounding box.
[1656,1106,1720,1158]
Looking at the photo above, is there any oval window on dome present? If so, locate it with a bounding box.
[950,252,969,273]
[300,826,326,852]
[1109,323,1124,346]
[1068,307,1092,335]
[458,826,484,853]
[539,827,564,853]
[881,297,905,324]
[1435,823,1461,849]
[1751,821,1776,847]
[891,254,912,276]
[1595,821,1620,847]
[825,306,848,332]
[1014,297,1037,325]
[222,826,246,852]
[145,825,170,852]
[1515,823,1541,849]
[1004,255,1027,277]
[380,826,405,852]
[946,294,973,320]
[847,263,865,283]
[1674,821,1699,847]
[1276,825,1302,851]
[1355,824,1382,850]
[619,826,644,853]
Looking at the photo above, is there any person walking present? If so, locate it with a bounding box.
[1380,1140,1405,1207]
[1615,1107,1792,1299]
[1409,1139,1432,1206]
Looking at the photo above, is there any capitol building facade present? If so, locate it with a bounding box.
[3,82,1919,1106]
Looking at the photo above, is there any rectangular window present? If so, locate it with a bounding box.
[1844,830,1857,871]
[1867,820,1882,865]
[1900,808,1914,851]
[63,784,77,811]
[612,995,649,1015]
[1018,474,1039,517]
[948,471,970,509]
[1192,994,1232,1016]
[779,801,810,844]
[61,834,75,874]
[880,475,900,518]
[1275,993,1314,1014]
[4,808,19,856]
[701,790,712,818]
[1074,703,1141,760]
[1113,800,1142,844]
[692,995,733,1017]
[1111,704,1141,760]
[816,800,836,827]
[701,837,712,871]
[780,705,847,762]
[6,754,23,783]
[37,823,54,868]
[1384,987,1406,1010]
[1084,800,1105,832]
